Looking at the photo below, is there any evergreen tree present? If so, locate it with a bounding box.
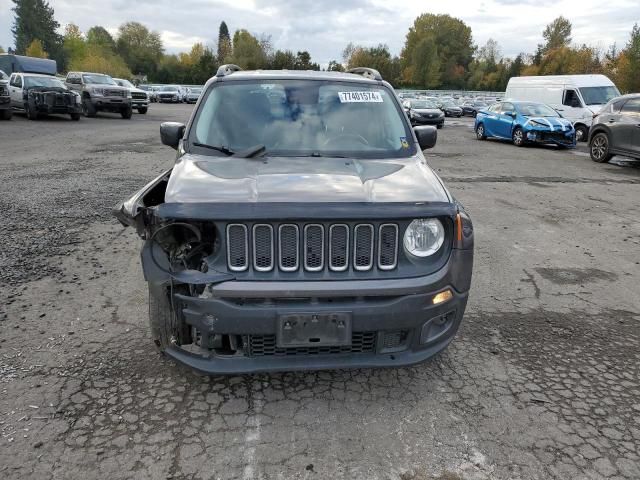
[11,0,63,67]
[217,21,231,62]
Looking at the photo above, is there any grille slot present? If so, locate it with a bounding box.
[304,224,324,271]
[226,222,399,274]
[354,224,374,271]
[245,331,377,356]
[329,224,349,271]
[378,224,398,270]
[278,224,299,271]
[226,224,249,271]
[253,224,274,272]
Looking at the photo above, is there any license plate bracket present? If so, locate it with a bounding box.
[277,312,352,348]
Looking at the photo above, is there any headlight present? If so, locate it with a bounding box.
[530,119,547,127]
[91,88,104,96]
[404,219,445,257]
[126,91,132,99]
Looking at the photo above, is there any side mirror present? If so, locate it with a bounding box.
[413,125,437,150]
[507,111,516,118]
[160,122,186,150]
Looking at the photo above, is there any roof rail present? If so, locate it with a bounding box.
[216,64,242,77]
[346,67,382,81]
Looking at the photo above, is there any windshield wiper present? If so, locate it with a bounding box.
[191,143,266,158]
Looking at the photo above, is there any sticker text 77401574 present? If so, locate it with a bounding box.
[338,91,383,103]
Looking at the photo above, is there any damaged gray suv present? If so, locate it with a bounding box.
[114,65,474,374]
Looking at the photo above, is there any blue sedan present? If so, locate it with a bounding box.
[474,101,576,148]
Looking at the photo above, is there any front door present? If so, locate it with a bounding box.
[9,74,23,108]
[495,102,516,138]
[617,98,640,154]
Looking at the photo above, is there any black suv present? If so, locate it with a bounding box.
[589,94,640,163]
[114,66,474,374]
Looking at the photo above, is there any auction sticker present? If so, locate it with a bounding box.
[338,91,383,103]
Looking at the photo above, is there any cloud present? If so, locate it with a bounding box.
[0,0,637,65]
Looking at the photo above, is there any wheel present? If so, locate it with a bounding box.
[575,125,588,142]
[512,126,525,147]
[70,112,81,121]
[137,107,148,114]
[590,132,612,163]
[476,123,486,140]
[25,102,39,120]
[121,106,133,119]
[0,109,11,120]
[148,285,191,351]
[82,98,97,117]
[436,124,443,129]
[472,110,477,118]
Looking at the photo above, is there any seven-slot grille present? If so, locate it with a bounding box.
[104,89,125,97]
[226,222,399,273]
[131,91,147,100]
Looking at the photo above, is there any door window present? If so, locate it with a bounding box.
[501,102,515,115]
[620,98,640,114]
[10,75,22,88]
[563,90,581,108]
[487,104,500,113]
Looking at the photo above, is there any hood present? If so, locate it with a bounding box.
[523,116,573,130]
[586,105,604,115]
[27,86,70,93]
[164,153,449,204]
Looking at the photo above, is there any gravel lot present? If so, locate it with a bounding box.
[1,103,639,480]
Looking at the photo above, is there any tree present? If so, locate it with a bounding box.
[542,16,572,53]
[229,29,267,69]
[116,22,163,76]
[217,21,232,62]
[294,51,319,70]
[25,39,48,58]
[86,26,116,52]
[344,44,397,83]
[327,60,344,72]
[270,50,296,69]
[617,23,640,93]
[400,14,473,88]
[0,46,5,54]
[63,24,85,64]
[12,0,63,66]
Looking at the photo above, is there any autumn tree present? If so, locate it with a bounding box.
[229,30,267,69]
[542,16,572,52]
[25,38,48,58]
[617,23,640,92]
[344,43,399,84]
[86,26,116,52]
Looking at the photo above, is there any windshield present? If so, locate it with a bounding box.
[25,76,66,89]
[162,86,179,92]
[579,86,620,106]
[0,70,7,81]
[83,74,116,85]
[516,102,560,117]
[190,80,415,159]
[442,101,458,107]
[410,100,437,109]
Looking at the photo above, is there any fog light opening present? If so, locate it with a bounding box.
[432,289,453,305]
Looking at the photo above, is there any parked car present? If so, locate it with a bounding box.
[113,78,149,114]
[8,72,81,120]
[475,101,575,148]
[588,94,640,163]
[65,71,132,118]
[461,101,488,117]
[156,85,182,103]
[113,65,474,375]
[439,100,463,117]
[403,99,445,128]
[0,69,10,120]
[184,87,202,104]
[505,74,620,142]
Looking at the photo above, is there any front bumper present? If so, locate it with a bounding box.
[132,100,149,108]
[412,116,444,126]
[151,248,473,375]
[526,130,576,147]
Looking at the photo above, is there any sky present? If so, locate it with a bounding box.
[1,0,638,64]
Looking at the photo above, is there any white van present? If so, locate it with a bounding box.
[505,74,620,141]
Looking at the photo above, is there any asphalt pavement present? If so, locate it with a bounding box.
[0,104,639,480]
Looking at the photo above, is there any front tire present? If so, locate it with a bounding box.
[70,112,81,121]
[137,107,148,114]
[82,98,97,117]
[121,106,133,119]
[590,132,612,163]
[512,127,525,147]
[575,125,588,142]
[437,124,443,129]
[26,102,38,120]
[0,109,11,120]
[148,285,191,351]
[476,123,486,140]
